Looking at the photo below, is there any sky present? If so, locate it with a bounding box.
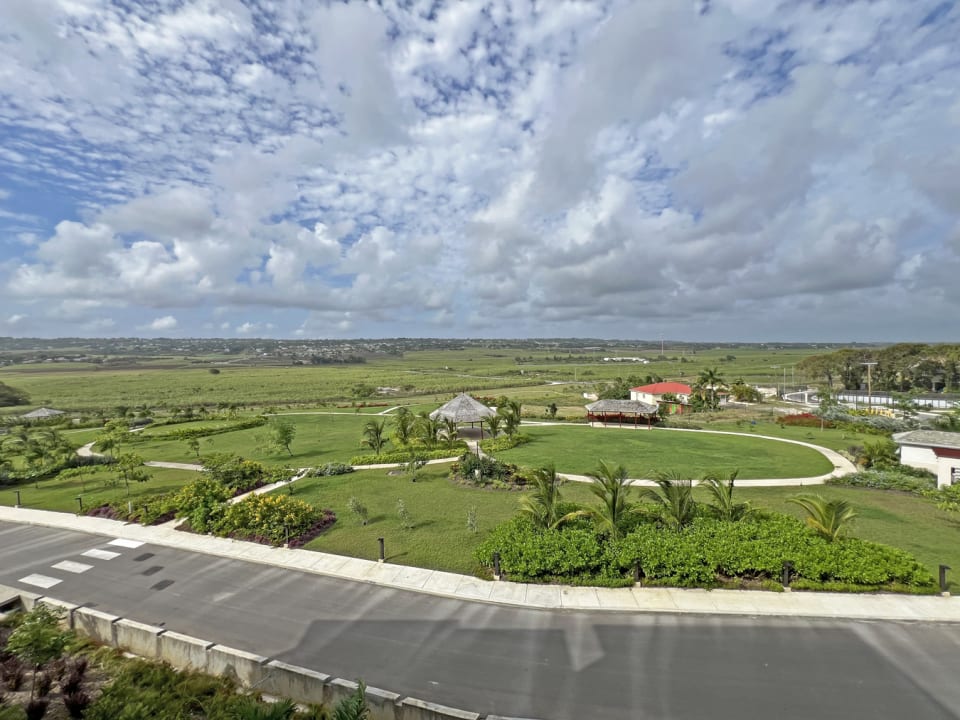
[0,0,958,342]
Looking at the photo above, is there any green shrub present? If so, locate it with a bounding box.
[478,433,531,453]
[311,463,354,476]
[827,469,936,495]
[173,476,231,533]
[452,453,525,487]
[215,493,330,546]
[142,416,267,441]
[350,446,464,465]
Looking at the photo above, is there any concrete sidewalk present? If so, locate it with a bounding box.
[1,505,958,623]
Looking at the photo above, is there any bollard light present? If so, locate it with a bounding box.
[492,551,502,580]
[939,564,951,595]
[284,524,290,548]
[15,490,21,507]
[378,537,385,563]
[76,496,83,514]
[781,560,794,589]
[634,562,642,584]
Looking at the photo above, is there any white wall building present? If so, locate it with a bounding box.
[893,430,960,488]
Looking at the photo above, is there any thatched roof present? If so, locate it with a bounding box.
[430,393,496,423]
[21,407,65,419]
[585,399,658,415]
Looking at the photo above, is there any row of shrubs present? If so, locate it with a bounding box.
[475,514,935,591]
[827,469,937,495]
[131,416,267,441]
[350,444,466,465]
[478,433,531,453]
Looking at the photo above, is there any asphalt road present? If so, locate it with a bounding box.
[1,521,958,719]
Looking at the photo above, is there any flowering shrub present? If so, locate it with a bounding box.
[215,493,335,546]
[777,413,832,428]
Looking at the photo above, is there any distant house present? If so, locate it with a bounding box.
[893,430,960,488]
[630,382,692,415]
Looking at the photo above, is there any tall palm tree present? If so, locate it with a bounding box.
[392,407,415,446]
[787,494,857,542]
[696,367,727,409]
[642,472,697,532]
[519,464,564,529]
[699,470,750,522]
[581,460,635,540]
[360,419,389,456]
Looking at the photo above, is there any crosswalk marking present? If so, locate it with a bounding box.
[108,538,144,549]
[19,574,61,589]
[82,548,121,561]
[51,561,94,574]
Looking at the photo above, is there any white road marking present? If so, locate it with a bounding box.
[108,538,144,548]
[19,574,62,589]
[82,548,121,561]
[51,561,94,574]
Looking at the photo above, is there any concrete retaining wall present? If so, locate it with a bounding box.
[15,591,541,720]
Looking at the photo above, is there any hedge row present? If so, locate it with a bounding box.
[475,515,935,591]
[350,444,466,465]
[134,416,267,441]
[478,433,531,453]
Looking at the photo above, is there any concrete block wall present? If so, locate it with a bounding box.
[16,591,541,720]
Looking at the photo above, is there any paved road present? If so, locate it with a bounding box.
[2,522,958,719]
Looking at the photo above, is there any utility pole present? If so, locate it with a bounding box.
[861,362,878,409]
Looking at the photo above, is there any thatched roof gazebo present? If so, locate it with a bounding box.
[430,393,496,423]
[585,399,659,428]
[21,407,66,420]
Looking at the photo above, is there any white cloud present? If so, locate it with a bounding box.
[0,0,957,340]
[148,315,178,331]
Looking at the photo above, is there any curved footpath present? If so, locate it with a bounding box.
[0,504,957,623]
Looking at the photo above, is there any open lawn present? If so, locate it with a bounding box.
[0,465,200,513]
[494,425,834,479]
[279,464,959,588]
[283,464,598,575]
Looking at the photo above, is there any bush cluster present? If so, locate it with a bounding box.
[827,469,936,495]
[138,416,267,441]
[350,445,464,465]
[478,433,531,453]
[452,453,526,487]
[309,462,354,476]
[476,514,935,591]
[776,413,833,428]
[215,493,334,547]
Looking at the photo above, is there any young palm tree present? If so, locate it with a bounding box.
[392,407,415,446]
[642,472,697,532]
[498,400,522,438]
[360,419,389,456]
[519,464,565,529]
[787,494,857,542]
[482,414,502,439]
[699,469,751,522]
[414,411,442,447]
[582,460,635,540]
[440,417,459,448]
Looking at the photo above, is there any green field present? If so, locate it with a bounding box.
[1,465,200,513]
[493,425,834,479]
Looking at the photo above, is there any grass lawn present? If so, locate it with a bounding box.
[735,485,960,590]
[282,464,598,575]
[0,465,200,513]
[124,413,377,466]
[694,417,882,453]
[494,425,834,479]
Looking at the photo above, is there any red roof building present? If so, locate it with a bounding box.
[630,382,692,415]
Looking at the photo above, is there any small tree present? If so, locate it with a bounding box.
[269,418,297,456]
[7,605,69,699]
[347,497,369,525]
[396,498,414,529]
[519,464,565,529]
[699,470,750,522]
[115,453,149,494]
[642,472,697,532]
[186,437,201,457]
[546,402,558,419]
[392,407,415,446]
[482,414,502,439]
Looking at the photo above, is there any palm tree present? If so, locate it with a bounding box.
[414,411,442,447]
[519,464,565,529]
[699,470,751,522]
[498,400,522,438]
[439,417,459,448]
[581,460,635,540]
[392,407,415,446]
[360,420,389,456]
[642,472,697,532]
[696,367,727,409]
[787,494,857,542]
[227,697,297,720]
[482,414,502,439]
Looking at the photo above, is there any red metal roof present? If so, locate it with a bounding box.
[630,382,692,395]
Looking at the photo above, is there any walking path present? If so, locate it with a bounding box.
[0,505,957,622]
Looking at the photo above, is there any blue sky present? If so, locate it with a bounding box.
[1,0,958,341]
